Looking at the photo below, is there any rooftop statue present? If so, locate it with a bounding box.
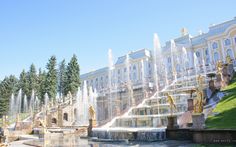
[166,93,177,116]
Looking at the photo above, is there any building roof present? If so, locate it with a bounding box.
[191,17,236,46]
[80,67,108,80]
[115,49,151,65]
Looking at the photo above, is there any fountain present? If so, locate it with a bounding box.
[108,49,114,120]
[23,94,28,113]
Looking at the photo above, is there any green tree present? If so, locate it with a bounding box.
[65,54,80,96]
[18,69,30,97]
[28,64,38,96]
[58,59,67,99]
[45,56,57,101]
[0,75,18,116]
[38,69,47,104]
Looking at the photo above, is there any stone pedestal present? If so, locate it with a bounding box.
[57,106,63,127]
[46,112,52,128]
[167,116,179,129]
[88,119,96,137]
[187,99,194,111]
[192,113,205,129]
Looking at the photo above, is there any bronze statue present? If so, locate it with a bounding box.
[166,93,177,116]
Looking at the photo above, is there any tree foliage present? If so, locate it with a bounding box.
[65,54,80,96]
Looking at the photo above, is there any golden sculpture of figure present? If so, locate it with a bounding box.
[216,60,223,74]
[88,105,96,120]
[194,88,204,113]
[166,93,177,116]
[226,55,232,64]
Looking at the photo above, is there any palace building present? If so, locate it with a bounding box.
[80,17,236,122]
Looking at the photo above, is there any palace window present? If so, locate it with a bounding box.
[224,39,231,46]
[234,37,236,44]
[214,52,219,62]
[227,49,234,59]
[124,68,127,72]
[133,65,136,70]
[117,69,120,74]
[212,42,218,49]
[205,49,209,56]
[196,51,201,58]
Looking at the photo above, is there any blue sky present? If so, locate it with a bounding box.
[0,0,235,80]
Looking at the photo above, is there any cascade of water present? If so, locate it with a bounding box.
[153,33,160,93]
[93,88,98,120]
[23,94,28,113]
[170,40,177,82]
[10,93,15,116]
[76,87,81,124]
[153,33,161,125]
[108,49,114,119]
[202,58,207,76]
[30,90,35,113]
[125,54,134,107]
[35,96,39,111]
[194,53,199,75]
[182,47,189,86]
[82,81,88,125]
[16,89,22,114]
[44,93,49,108]
[141,60,145,91]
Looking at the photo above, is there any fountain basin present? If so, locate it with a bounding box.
[92,127,166,141]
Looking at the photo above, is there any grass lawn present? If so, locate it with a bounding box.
[206,74,236,129]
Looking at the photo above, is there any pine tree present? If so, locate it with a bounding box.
[38,69,47,103]
[18,69,30,97]
[45,56,57,101]
[28,64,38,95]
[65,54,80,96]
[58,59,67,99]
[0,75,18,116]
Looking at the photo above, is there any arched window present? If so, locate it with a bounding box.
[196,51,201,58]
[227,49,234,59]
[224,39,231,46]
[63,113,68,121]
[205,49,209,56]
[214,52,219,62]
[133,72,136,81]
[212,42,218,49]
[52,118,57,124]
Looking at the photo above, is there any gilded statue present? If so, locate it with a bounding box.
[226,55,232,64]
[216,60,223,74]
[194,88,204,113]
[88,105,96,120]
[166,93,177,116]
